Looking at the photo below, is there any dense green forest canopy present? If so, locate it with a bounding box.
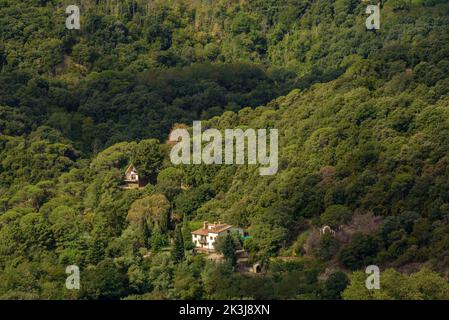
[0,64,288,152]
[2,0,447,151]
[1,0,449,299]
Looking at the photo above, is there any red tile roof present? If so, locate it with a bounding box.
[191,229,209,236]
[191,223,232,236]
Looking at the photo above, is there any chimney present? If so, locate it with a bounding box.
[203,221,209,229]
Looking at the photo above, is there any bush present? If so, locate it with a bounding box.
[338,234,380,270]
[321,205,352,229]
[321,271,349,300]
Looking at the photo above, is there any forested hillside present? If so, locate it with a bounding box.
[1,0,449,299]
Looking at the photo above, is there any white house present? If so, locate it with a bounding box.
[191,221,244,252]
[122,164,145,189]
[125,164,139,182]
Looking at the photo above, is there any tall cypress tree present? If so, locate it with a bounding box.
[172,224,185,263]
[140,217,152,248]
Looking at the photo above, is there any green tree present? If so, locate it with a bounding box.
[317,234,340,261]
[80,259,129,300]
[127,194,171,233]
[321,271,349,300]
[131,139,165,184]
[343,268,449,300]
[150,226,168,251]
[171,224,185,263]
[321,205,352,229]
[338,234,380,270]
[214,234,238,266]
[173,264,203,299]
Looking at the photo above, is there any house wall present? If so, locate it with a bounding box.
[192,234,216,250]
[207,232,218,250]
[125,171,139,182]
[192,234,206,249]
[192,227,244,251]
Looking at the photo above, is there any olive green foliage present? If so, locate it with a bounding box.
[321,271,349,300]
[321,205,352,228]
[343,268,449,300]
[171,224,185,263]
[1,0,449,300]
[214,233,240,266]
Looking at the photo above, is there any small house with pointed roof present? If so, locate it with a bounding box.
[122,164,145,189]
